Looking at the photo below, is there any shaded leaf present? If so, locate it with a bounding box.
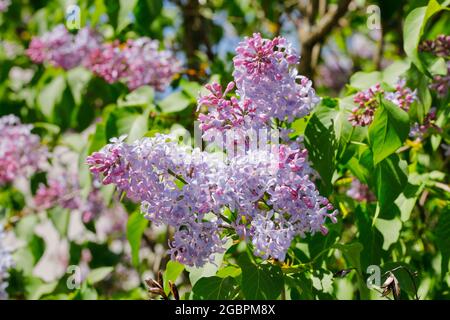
[192,276,238,300]
[126,211,149,267]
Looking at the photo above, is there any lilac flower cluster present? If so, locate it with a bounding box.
[87,34,337,266]
[87,136,337,264]
[348,83,383,127]
[87,38,181,91]
[0,0,10,13]
[0,115,48,186]
[430,61,450,97]
[419,34,450,58]
[27,25,181,91]
[198,33,319,142]
[0,224,14,300]
[419,35,450,97]
[409,108,441,141]
[349,80,417,127]
[27,25,101,70]
[34,147,105,223]
[346,179,376,202]
[385,79,417,111]
[233,33,320,123]
[87,135,228,266]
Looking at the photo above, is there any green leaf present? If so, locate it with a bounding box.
[333,242,363,271]
[13,247,35,275]
[394,183,424,222]
[403,0,449,76]
[105,106,148,141]
[37,75,66,118]
[15,215,39,242]
[381,61,411,86]
[333,242,369,299]
[216,265,242,278]
[305,99,353,194]
[49,207,70,237]
[238,255,284,300]
[435,209,450,277]
[26,278,58,300]
[117,85,155,108]
[127,108,150,143]
[87,267,114,285]
[356,206,383,270]
[186,238,233,286]
[375,154,408,213]
[180,78,202,100]
[126,211,148,267]
[429,57,448,76]
[117,0,138,32]
[192,276,239,300]
[349,71,382,90]
[368,98,409,165]
[157,91,191,114]
[163,261,185,295]
[347,145,373,185]
[29,234,45,264]
[88,122,107,154]
[374,217,403,250]
[66,67,92,105]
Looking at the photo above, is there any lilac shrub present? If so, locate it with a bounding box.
[27,25,101,70]
[27,25,181,91]
[85,37,182,91]
[349,80,417,127]
[233,33,319,124]
[0,115,48,185]
[87,34,337,267]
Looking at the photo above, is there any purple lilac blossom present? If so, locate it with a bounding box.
[409,107,440,141]
[419,35,450,97]
[122,38,182,91]
[232,33,320,123]
[419,34,450,58]
[0,115,48,185]
[346,179,376,202]
[87,135,337,265]
[87,34,337,266]
[87,37,181,91]
[87,41,128,84]
[349,80,417,127]
[348,83,383,127]
[26,25,101,70]
[430,61,450,97]
[385,79,417,111]
[0,0,10,13]
[198,33,319,142]
[27,25,181,92]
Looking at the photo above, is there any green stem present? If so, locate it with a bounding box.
[167,169,188,185]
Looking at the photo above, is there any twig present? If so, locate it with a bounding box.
[297,0,352,78]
